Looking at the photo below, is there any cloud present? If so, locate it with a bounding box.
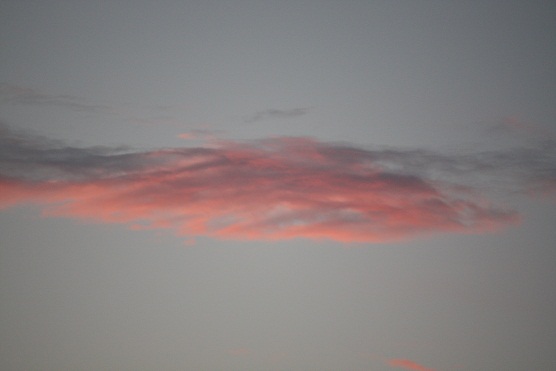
[0,83,186,126]
[227,348,250,357]
[387,358,436,371]
[487,116,555,140]
[5,126,554,243]
[0,83,112,113]
[177,129,221,141]
[244,107,310,123]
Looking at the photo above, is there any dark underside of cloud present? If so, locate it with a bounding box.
[1,125,554,243]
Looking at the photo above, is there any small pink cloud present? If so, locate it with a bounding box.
[501,116,531,132]
[493,116,555,139]
[177,129,221,142]
[388,358,436,371]
[228,348,250,357]
[177,132,194,139]
[527,178,556,201]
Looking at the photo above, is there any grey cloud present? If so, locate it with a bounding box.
[244,107,310,123]
[323,142,556,195]
[1,124,555,195]
[0,83,112,113]
[0,124,230,182]
[0,124,141,180]
[0,84,192,127]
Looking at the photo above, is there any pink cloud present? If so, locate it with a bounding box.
[177,132,194,139]
[227,348,250,357]
[388,358,436,371]
[492,116,555,139]
[177,129,221,141]
[526,178,556,200]
[0,135,518,243]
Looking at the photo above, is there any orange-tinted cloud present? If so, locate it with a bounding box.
[0,128,524,243]
[388,358,436,371]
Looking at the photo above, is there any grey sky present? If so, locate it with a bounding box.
[1,1,555,370]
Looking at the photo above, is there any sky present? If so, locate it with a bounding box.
[1,1,555,370]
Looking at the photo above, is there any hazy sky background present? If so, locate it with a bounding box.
[1,1,555,370]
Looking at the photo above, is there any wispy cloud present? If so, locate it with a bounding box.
[3,126,555,243]
[177,129,222,141]
[244,107,310,123]
[387,358,436,371]
[488,116,555,139]
[0,83,112,113]
[227,348,250,357]
[0,83,188,127]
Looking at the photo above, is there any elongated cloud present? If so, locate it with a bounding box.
[3,125,550,243]
[0,83,188,126]
[387,358,436,371]
[244,107,310,123]
[0,83,112,113]
[488,116,555,139]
